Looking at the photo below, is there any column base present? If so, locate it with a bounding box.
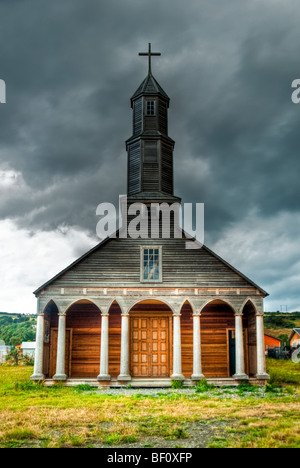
[256,373,270,380]
[191,374,205,381]
[97,374,111,381]
[171,374,185,381]
[53,374,67,381]
[30,373,45,381]
[117,375,132,381]
[233,373,249,381]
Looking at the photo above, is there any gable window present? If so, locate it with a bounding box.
[146,100,155,116]
[141,247,162,282]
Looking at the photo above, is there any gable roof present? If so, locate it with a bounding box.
[264,333,282,342]
[33,229,268,297]
[289,328,300,341]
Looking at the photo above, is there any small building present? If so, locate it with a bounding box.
[20,342,36,358]
[289,329,300,349]
[264,334,281,351]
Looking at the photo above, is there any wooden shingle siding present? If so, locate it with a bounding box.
[161,142,174,194]
[48,236,253,289]
[158,100,168,135]
[143,163,159,191]
[133,98,143,136]
[128,141,141,195]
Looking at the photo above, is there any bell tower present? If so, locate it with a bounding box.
[126,44,180,204]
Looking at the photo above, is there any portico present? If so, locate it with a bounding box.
[31,289,269,385]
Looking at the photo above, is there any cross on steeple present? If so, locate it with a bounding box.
[139,43,161,76]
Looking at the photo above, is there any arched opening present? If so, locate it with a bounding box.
[107,301,122,379]
[181,300,194,378]
[242,300,257,377]
[47,300,102,379]
[65,300,102,378]
[128,299,173,378]
[200,299,241,378]
[43,300,59,378]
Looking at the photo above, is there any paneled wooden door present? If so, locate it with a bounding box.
[130,315,171,378]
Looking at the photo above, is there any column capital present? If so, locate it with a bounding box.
[234,311,243,317]
[192,312,201,317]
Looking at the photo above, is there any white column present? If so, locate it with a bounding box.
[53,313,67,380]
[98,313,111,381]
[256,314,269,379]
[171,314,184,381]
[31,313,45,381]
[233,313,249,380]
[191,313,204,380]
[118,314,131,381]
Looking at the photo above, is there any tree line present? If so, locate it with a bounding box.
[0,314,37,347]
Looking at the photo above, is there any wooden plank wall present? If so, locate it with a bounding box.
[46,300,253,380]
[108,303,122,378]
[66,304,101,378]
[181,303,193,377]
[201,304,235,378]
[243,303,257,377]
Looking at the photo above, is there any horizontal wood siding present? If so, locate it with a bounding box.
[128,141,141,195]
[181,303,193,377]
[201,304,235,378]
[49,236,253,289]
[108,304,122,377]
[142,163,159,191]
[67,304,101,378]
[161,142,173,195]
[158,100,168,135]
[133,98,143,136]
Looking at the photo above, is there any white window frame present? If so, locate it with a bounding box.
[145,99,156,116]
[140,246,162,283]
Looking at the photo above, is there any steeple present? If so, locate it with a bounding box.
[126,44,180,203]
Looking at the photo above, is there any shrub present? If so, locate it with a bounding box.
[195,379,216,393]
[171,380,184,389]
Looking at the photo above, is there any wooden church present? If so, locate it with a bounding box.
[31,45,269,386]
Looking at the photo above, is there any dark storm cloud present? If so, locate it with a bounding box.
[0,0,300,310]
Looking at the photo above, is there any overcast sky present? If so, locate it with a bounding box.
[0,0,300,313]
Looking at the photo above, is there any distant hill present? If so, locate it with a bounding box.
[264,312,300,344]
[0,314,37,347]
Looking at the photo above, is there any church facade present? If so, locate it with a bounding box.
[31,45,269,386]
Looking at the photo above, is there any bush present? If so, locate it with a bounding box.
[237,382,259,394]
[195,379,216,393]
[171,380,184,389]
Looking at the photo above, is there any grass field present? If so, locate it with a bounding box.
[0,360,299,448]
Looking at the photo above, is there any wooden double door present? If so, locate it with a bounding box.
[130,315,172,378]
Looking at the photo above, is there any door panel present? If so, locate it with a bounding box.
[131,315,170,377]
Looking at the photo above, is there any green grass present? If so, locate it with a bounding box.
[0,364,299,448]
[266,358,300,385]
